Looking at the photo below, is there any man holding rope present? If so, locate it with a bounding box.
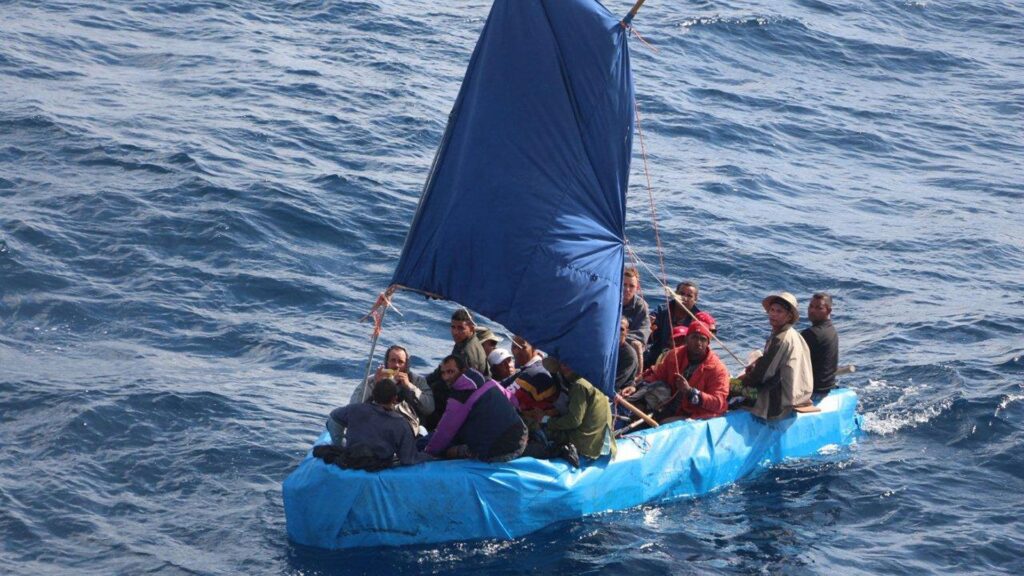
[627,320,729,422]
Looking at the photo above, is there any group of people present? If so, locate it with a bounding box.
[322,270,840,472]
[619,270,839,426]
[323,308,616,471]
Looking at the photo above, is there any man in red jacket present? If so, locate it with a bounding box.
[643,320,729,421]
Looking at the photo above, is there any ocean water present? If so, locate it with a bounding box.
[2,0,1022,574]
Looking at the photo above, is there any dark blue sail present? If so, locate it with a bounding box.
[392,0,634,394]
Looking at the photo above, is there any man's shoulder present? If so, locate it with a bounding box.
[704,350,729,374]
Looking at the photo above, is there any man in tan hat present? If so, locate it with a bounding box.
[476,327,503,357]
[738,292,813,421]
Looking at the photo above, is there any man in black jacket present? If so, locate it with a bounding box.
[801,292,839,397]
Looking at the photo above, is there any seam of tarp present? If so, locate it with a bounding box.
[537,0,625,255]
[499,0,619,351]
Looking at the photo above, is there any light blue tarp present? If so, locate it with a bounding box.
[390,0,634,395]
[283,389,862,549]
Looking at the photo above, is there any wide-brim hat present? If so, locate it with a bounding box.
[762,291,799,322]
[476,327,502,344]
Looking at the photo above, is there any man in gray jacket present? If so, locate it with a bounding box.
[350,344,433,435]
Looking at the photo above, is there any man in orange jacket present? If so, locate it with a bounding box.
[643,320,729,421]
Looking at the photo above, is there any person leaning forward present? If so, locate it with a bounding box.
[740,292,813,421]
[542,360,616,460]
[323,378,432,470]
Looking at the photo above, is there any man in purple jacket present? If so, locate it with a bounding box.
[424,368,528,463]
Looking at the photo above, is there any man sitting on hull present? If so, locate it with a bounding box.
[530,359,616,466]
[802,292,839,399]
[321,379,431,470]
[643,320,729,422]
[740,292,813,421]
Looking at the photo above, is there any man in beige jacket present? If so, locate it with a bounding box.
[740,292,814,421]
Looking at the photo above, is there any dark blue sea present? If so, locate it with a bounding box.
[2,0,1022,573]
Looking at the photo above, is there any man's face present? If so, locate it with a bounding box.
[623,276,638,302]
[493,358,514,380]
[511,336,531,366]
[450,321,473,343]
[767,302,791,331]
[808,298,831,323]
[676,285,698,310]
[440,359,461,385]
[482,339,497,356]
[386,349,408,372]
[619,318,629,344]
[685,332,710,358]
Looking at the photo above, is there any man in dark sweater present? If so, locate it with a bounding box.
[325,379,431,469]
[801,292,839,397]
[646,281,702,367]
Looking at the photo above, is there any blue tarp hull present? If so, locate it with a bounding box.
[283,389,861,549]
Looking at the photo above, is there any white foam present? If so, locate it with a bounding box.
[861,396,955,436]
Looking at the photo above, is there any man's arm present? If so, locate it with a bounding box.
[743,335,785,391]
[694,363,730,415]
[424,398,470,456]
[547,383,585,431]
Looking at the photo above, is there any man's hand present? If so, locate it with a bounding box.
[393,371,414,390]
[620,385,637,397]
[674,373,692,394]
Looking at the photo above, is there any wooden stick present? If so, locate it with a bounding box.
[615,415,652,437]
[626,0,647,21]
[615,394,659,428]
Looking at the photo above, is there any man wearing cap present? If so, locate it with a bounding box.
[477,327,503,357]
[349,344,434,435]
[488,348,516,383]
[641,320,729,421]
[740,292,814,421]
[801,293,839,398]
[646,281,703,367]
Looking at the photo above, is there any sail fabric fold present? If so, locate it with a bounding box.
[392,0,634,394]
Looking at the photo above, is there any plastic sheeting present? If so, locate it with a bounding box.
[283,389,862,549]
[390,0,634,394]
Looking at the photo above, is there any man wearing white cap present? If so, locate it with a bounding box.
[488,348,516,382]
[739,291,813,421]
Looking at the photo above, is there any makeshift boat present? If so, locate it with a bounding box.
[283,0,862,549]
[285,389,860,549]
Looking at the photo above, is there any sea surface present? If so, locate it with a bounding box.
[2,0,1022,574]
